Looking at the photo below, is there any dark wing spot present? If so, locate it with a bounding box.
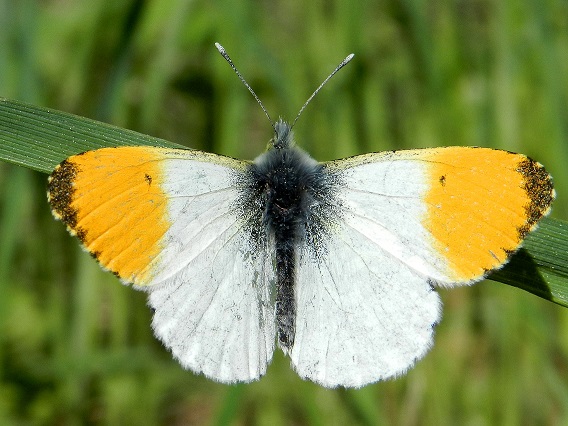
[48,160,80,229]
[145,173,152,186]
[439,175,446,186]
[516,158,555,238]
[75,227,88,244]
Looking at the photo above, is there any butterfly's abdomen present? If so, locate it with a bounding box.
[240,143,340,352]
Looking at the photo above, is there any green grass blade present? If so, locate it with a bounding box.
[0,98,566,309]
[0,98,184,173]
[491,217,568,307]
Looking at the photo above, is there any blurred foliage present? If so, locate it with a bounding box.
[0,0,567,424]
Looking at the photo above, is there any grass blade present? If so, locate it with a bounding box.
[0,98,183,173]
[491,217,568,307]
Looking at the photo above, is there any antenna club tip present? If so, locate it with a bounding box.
[215,42,225,53]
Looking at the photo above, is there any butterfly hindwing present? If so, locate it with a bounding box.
[292,222,441,388]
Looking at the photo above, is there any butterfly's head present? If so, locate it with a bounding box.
[254,118,315,169]
[271,119,295,150]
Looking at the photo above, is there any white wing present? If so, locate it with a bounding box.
[49,146,275,382]
[290,146,554,388]
[291,223,441,388]
[148,237,275,383]
[138,150,276,383]
[85,148,275,382]
[290,154,446,388]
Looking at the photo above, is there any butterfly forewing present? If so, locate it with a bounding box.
[325,147,554,285]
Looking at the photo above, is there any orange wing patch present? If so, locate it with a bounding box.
[423,147,554,282]
[48,147,170,285]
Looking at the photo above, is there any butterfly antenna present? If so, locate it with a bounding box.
[215,43,275,130]
[291,52,354,129]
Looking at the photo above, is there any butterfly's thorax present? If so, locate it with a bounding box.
[238,121,340,351]
[255,147,320,242]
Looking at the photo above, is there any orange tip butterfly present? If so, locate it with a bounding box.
[47,43,554,388]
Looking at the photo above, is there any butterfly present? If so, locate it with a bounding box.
[47,43,555,388]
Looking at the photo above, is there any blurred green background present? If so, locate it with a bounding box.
[1,0,568,424]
